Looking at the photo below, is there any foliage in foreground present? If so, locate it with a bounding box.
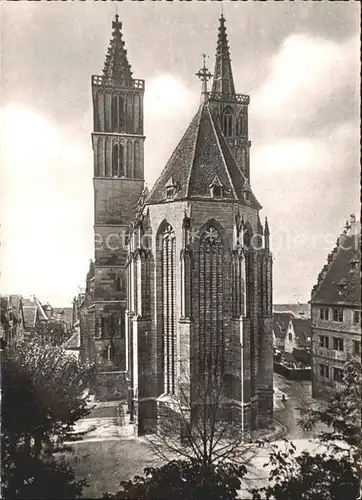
[250,359,361,500]
[4,453,86,500]
[2,337,93,498]
[103,459,248,500]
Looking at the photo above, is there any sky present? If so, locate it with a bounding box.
[0,1,360,307]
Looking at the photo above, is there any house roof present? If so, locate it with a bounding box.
[312,221,361,306]
[292,348,311,366]
[274,303,310,317]
[22,296,48,329]
[292,317,311,346]
[146,102,261,208]
[53,307,73,325]
[62,330,80,350]
[273,312,294,339]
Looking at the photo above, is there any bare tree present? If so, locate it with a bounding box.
[147,356,258,469]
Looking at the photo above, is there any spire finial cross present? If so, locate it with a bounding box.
[196,54,212,98]
[196,54,212,102]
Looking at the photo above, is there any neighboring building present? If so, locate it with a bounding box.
[273,312,294,351]
[273,311,311,368]
[0,295,25,346]
[284,317,311,354]
[22,296,72,334]
[22,296,49,331]
[311,215,361,399]
[126,15,273,436]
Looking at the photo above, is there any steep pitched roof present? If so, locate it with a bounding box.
[22,296,48,329]
[53,307,73,324]
[274,303,310,317]
[146,103,261,208]
[292,317,312,346]
[63,330,80,350]
[312,221,361,306]
[273,312,294,339]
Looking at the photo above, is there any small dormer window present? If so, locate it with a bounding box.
[209,176,223,199]
[350,259,359,272]
[244,191,250,203]
[337,278,348,296]
[166,186,175,199]
[165,177,177,200]
[212,185,222,198]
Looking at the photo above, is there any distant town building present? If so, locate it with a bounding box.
[284,317,312,354]
[274,303,310,317]
[0,295,24,347]
[310,214,361,399]
[273,311,312,373]
[21,296,72,334]
[273,312,294,351]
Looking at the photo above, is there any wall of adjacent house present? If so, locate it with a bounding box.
[283,320,296,354]
[311,304,361,398]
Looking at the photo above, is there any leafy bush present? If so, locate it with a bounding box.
[104,460,248,500]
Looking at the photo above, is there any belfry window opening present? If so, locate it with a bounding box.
[237,112,247,136]
[112,143,125,177]
[223,109,233,137]
[111,94,125,132]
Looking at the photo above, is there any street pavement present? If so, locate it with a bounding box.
[70,374,320,444]
[273,373,321,439]
[68,375,327,498]
[68,401,134,443]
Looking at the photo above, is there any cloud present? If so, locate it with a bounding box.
[0,105,92,305]
[251,34,359,138]
[0,5,359,305]
[144,75,198,187]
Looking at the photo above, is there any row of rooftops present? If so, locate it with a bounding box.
[0,295,73,332]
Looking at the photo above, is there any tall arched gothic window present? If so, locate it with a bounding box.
[160,223,176,394]
[199,226,225,378]
[111,95,125,132]
[222,108,233,137]
[236,110,247,136]
[112,144,124,177]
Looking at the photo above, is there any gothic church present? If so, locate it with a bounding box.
[82,14,273,434]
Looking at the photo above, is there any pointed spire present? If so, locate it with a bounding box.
[211,14,236,97]
[264,217,270,250]
[102,15,133,84]
[264,217,270,236]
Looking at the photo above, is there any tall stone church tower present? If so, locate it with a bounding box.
[82,16,145,389]
[127,15,274,435]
